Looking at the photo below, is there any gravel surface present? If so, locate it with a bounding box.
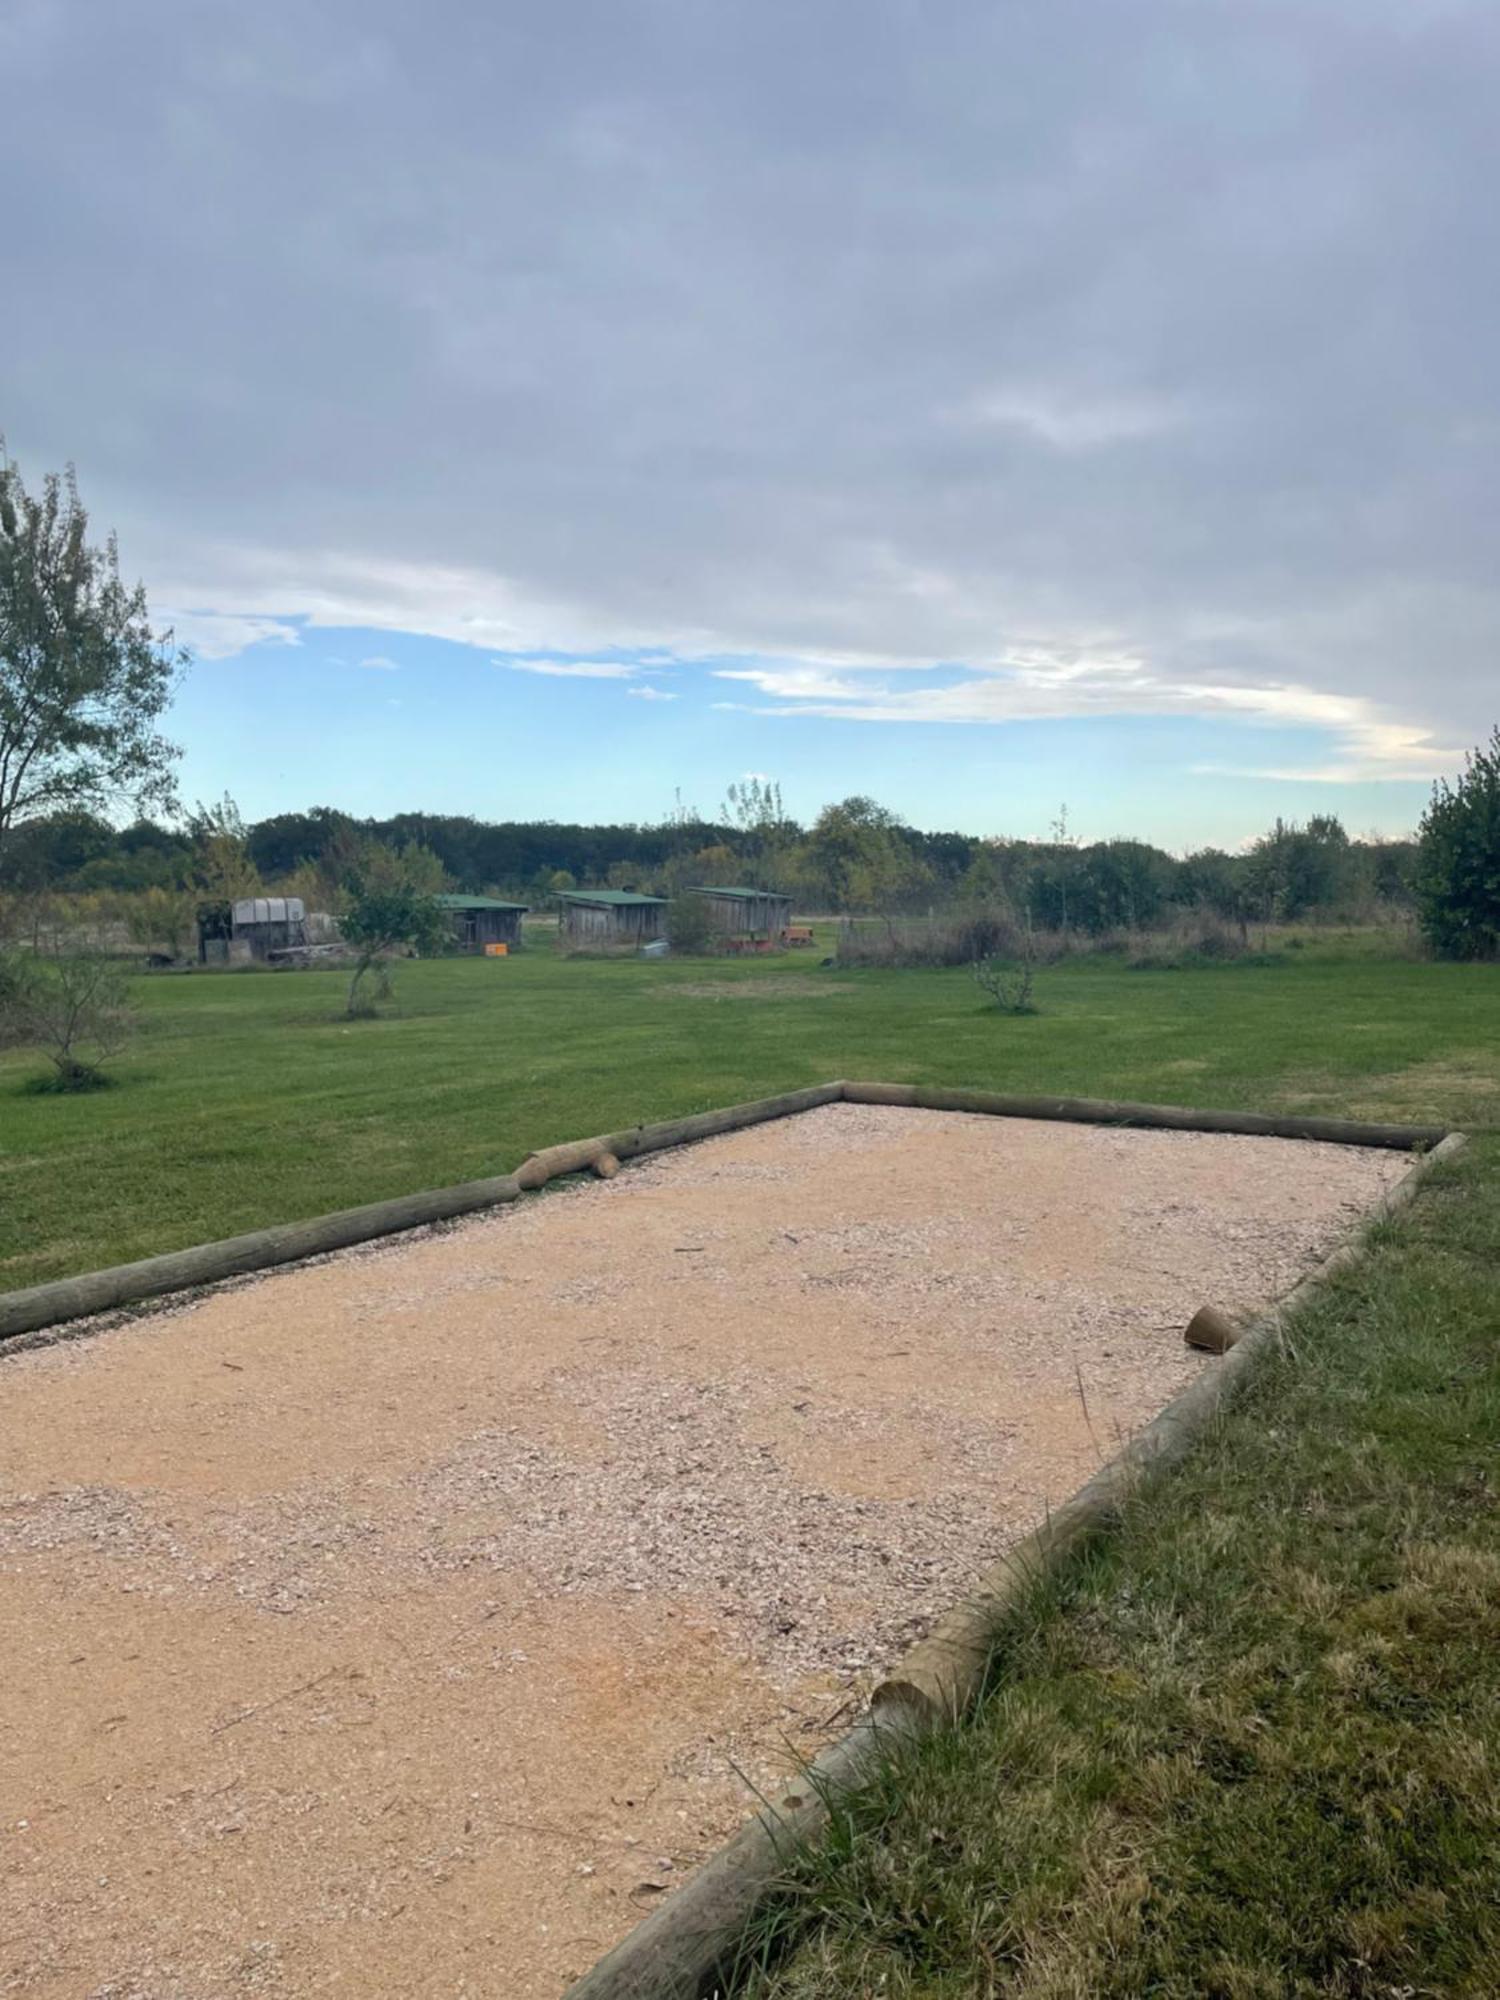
[0,1105,1406,1998]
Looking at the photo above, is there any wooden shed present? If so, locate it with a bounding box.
[436,894,528,953]
[558,890,667,947]
[692,886,794,944]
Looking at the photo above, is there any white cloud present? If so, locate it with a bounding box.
[357,654,400,671]
[626,684,677,701]
[964,385,1197,452]
[502,657,660,680]
[162,610,301,660]
[713,647,1463,781]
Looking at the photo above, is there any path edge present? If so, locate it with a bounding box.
[559,1116,1466,1999]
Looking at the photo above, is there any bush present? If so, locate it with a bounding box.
[836,907,1031,968]
[1125,914,1262,970]
[1418,726,1500,959]
[972,934,1039,1014]
[665,894,718,955]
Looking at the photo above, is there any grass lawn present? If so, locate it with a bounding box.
[1,931,1496,1289]
[3,932,1499,1993]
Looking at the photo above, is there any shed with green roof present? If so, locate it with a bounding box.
[691,885,793,941]
[558,888,668,947]
[434,893,529,953]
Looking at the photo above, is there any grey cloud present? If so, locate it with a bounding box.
[4,0,1499,771]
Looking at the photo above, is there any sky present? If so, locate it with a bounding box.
[4,0,1498,848]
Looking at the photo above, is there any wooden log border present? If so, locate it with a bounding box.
[562,1114,1467,2000]
[0,1081,843,1345]
[0,1082,1449,1348]
[0,1082,1465,1999]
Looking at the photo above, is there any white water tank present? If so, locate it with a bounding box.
[232,897,306,927]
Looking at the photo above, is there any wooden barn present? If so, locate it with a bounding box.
[558,889,667,947]
[436,894,528,953]
[692,886,794,944]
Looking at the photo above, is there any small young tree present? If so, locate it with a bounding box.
[972,920,1039,1014]
[0,451,184,857]
[1417,726,1500,959]
[0,951,135,1088]
[342,864,450,1008]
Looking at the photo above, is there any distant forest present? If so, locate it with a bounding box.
[0,787,1420,933]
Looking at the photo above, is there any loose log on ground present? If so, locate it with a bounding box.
[1185,1304,1242,1353]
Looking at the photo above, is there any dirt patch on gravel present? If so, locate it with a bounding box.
[0,1106,1406,1998]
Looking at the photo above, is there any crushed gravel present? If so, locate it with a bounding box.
[0,1104,1407,1998]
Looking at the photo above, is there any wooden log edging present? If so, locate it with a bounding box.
[0,1173,526,1346]
[0,1080,1443,1347]
[562,1114,1467,2000]
[563,1711,925,2000]
[0,1081,847,1346]
[840,1080,1448,1151]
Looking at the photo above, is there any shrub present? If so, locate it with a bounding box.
[665,894,718,955]
[836,906,1031,968]
[1125,914,1262,970]
[1417,726,1500,959]
[972,948,1038,1013]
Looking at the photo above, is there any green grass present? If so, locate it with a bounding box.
[742,1135,1500,1998]
[2,931,1498,1990]
[2,932,1496,1289]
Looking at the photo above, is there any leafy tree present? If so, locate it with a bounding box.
[955,841,1011,907]
[340,843,449,1015]
[188,794,261,900]
[1417,726,1500,959]
[245,805,355,879]
[687,842,740,886]
[1176,847,1252,938]
[1245,814,1354,920]
[125,887,198,960]
[805,796,932,914]
[0,451,183,856]
[0,950,135,1089]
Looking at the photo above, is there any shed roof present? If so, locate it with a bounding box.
[691,885,792,901]
[434,894,530,912]
[559,889,668,908]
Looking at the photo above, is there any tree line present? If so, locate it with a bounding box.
[0,786,1425,934]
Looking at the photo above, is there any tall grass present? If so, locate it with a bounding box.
[834,907,1265,970]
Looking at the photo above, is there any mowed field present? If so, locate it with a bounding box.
[1,930,1496,1290]
[3,934,1500,1996]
